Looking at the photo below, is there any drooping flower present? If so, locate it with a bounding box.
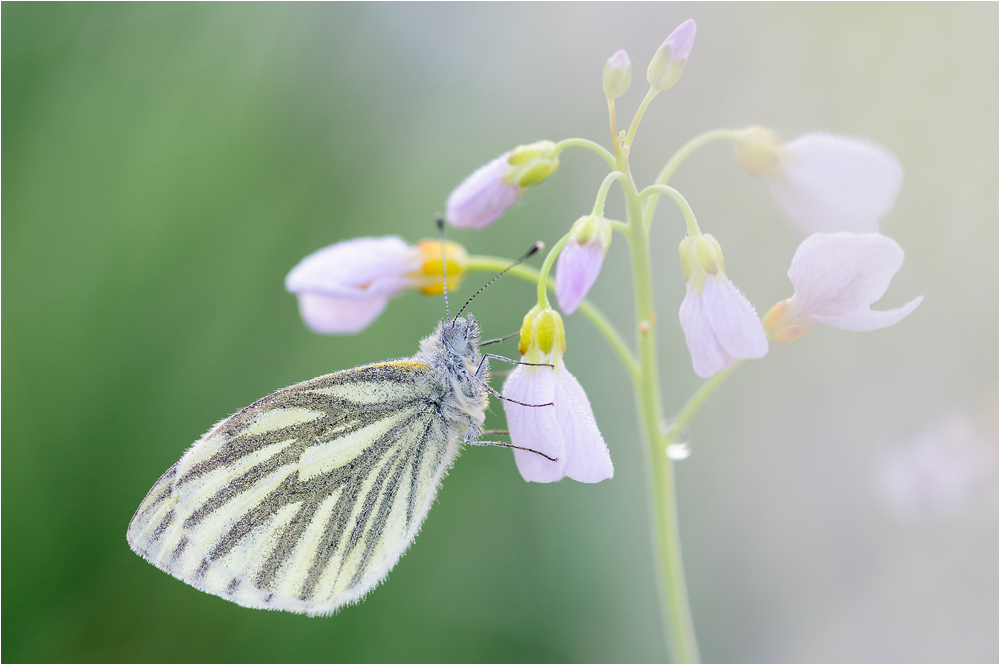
[678,233,769,378]
[285,236,467,334]
[603,49,632,100]
[503,305,613,483]
[555,214,612,314]
[646,19,697,92]
[762,232,922,343]
[733,128,903,234]
[445,140,560,229]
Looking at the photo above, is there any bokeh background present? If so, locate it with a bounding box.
[4,3,997,662]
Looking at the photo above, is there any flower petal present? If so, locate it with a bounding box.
[555,241,605,315]
[503,365,566,483]
[701,274,769,360]
[769,133,902,234]
[296,292,390,334]
[285,236,418,298]
[553,360,613,483]
[679,287,736,379]
[788,232,905,317]
[445,152,521,229]
[812,295,923,332]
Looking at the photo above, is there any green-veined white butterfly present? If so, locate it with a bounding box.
[127,240,551,615]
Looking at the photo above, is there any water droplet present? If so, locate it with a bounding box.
[666,442,691,460]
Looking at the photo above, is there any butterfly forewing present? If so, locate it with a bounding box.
[127,360,462,615]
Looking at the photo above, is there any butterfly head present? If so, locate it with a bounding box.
[441,313,481,360]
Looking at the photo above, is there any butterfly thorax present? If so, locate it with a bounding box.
[416,315,488,431]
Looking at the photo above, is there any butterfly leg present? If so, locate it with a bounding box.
[464,369,553,408]
[478,331,520,347]
[463,427,558,462]
[475,353,552,379]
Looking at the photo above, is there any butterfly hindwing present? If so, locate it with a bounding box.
[127,360,462,615]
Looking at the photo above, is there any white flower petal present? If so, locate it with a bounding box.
[769,133,902,234]
[812,295,923,332]
[503,365,566,483]
[296,293,389,334]
[285,236,418,298]
[552,360,613,483]
[789,232,905,316]
[679,287,734,379]
[701,275,769,360]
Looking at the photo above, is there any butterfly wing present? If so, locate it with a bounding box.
[127,360,461,616]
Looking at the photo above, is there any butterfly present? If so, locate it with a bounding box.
[126,240,551,616]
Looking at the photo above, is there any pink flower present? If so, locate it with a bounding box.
[445,152,519,229]
[763,232,922,342]
[554,214,612,315]
[646,19,696,91]
[678,234,768,378]
[502,306,613,483]
[445,140,559,229]
[735,129,903,234]
[285,236,467,334]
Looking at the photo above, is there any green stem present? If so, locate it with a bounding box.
[639,184,701,236]
[664,362,740,445]
[465,256,639,381]
[617,153,700,662]
[607,99,618,145]
[643,129,741,224]
[593,171,628,217]
[625,87,659,147]
[553,138,617,169]
[536,235,570,308]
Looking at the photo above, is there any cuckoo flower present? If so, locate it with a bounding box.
[678,233,769,378]
[503,306,613,483]
[555,215,612,314]
[286,236,467,334]
[647,19,697,92]
[734,129,903,234]
[445,140,560,229]
[763,232,922,343]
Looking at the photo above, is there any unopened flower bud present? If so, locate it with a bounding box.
[647,19,696,92]
[603,49,632,100]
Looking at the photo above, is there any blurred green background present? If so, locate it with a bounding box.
[4,3,997,662]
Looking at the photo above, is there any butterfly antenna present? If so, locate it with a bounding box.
[435,215,450,323]
[453,241,545,324]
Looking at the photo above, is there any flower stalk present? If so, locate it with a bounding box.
[620,155,701,663]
